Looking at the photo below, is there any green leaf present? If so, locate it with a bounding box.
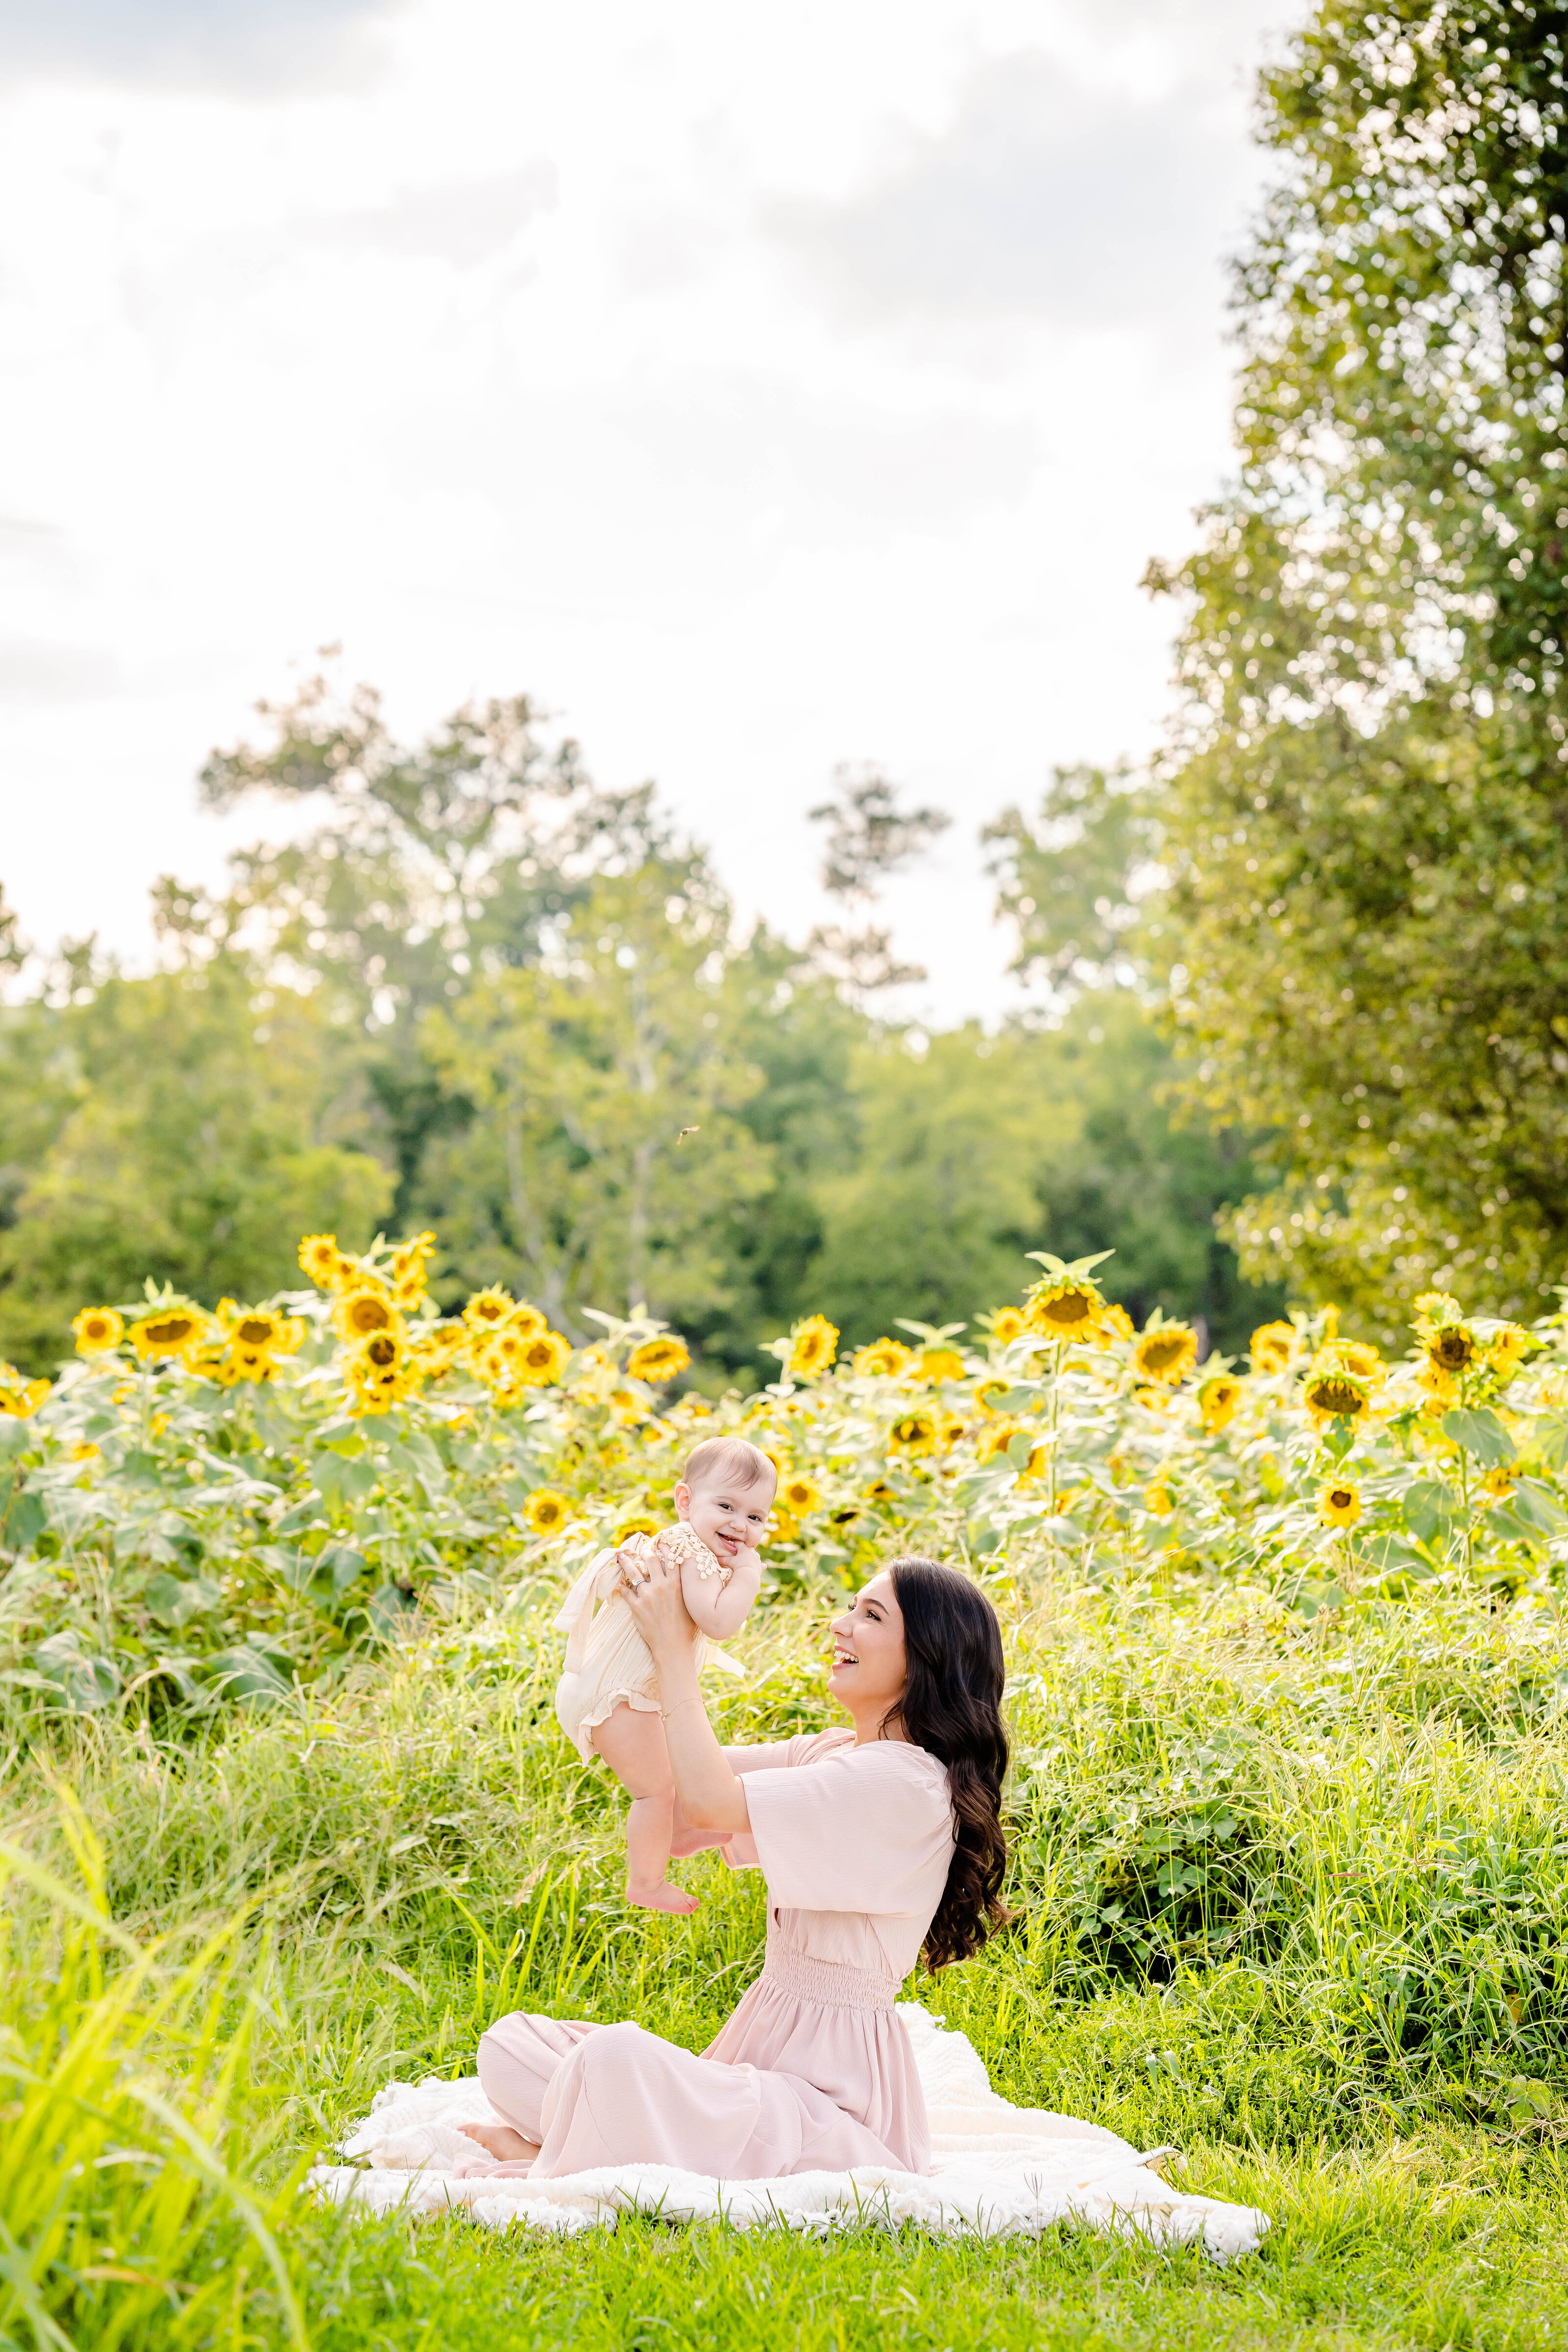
[311,1451,378,1509]
[2,1489,46,1553]
[143,1572,225,1626]
[32,1634,121,1712]
[319,1544,371,1596]
[1442,1408,1516,1469]
[204,1640,294,1706]
[1400,1480,1458,1544]
[1534,1417,1568,1472]
[365,1582,417,1637]
[275,1494,325,1535]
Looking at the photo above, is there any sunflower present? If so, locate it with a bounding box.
[863,1477,899,1504]
[1198,1374,1243,1432]
[226,1344,276,1385]
[463,1286,516,1331]
[1336,1341,1386,1389]
[769,1511,801,1546]
[1425,1324,1477,1375]
[988,1308,1028,1346]
[978,1421,1046,1476]
[1025,1278,1104,1340]
[1145,1483,1175,1517]
[0,1364,49,1417]
[412,1321,469,1379]
[390,1230,436,1287]
[298,1233,342,1289]
[1249,1321,1297,1375]
[1301,1342,1372,1427]
[781,1475,823,1516]
[976,1418,1022,1464]
[335,1288,400,1344]
[1481,1463,1519,1504]
[614,1515,661,1544]
[128,1307,209,1363]
[72,1307,124,1356]
[515,1329,571,1387]
[887,1408,938,1455]
[509,1302,549,1339]
[973,1376,1011,1418]
[916,1347,966,1384]
[628,1335,690,1383]
[853,1338,911,1378]
[524,1488,572,1534]
[1317,1479,1362,1529]
[788,1315,839,1379]
[217,1303,303,1358]
[1488,1323,1532,1377]
[346,1328,417,1413]
[1133,1323,1199,1386]
[1098,1303,1135,1344]
[1413,1293,1476,1375]
[187,1340,231,1384]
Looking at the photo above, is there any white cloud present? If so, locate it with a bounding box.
[0,0,401,94]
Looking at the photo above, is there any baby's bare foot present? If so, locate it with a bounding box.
[628,1880,700,1914]
[458,2120,539,2163]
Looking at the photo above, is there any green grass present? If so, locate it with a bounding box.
[6,1566,1568,2348]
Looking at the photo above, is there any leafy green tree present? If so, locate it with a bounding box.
[186,666,681,1221]
[805,1004,1282,1355]
[807,1027,1052,1340]
[0,955,391,1369]
[1146,0,1568,1329]
[418,869,771,1329]
[981,768,1286,1349]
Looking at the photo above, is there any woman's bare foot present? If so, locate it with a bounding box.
[628,1880,699,1914]
[458,2120,539,2163]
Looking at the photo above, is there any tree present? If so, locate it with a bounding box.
[808,1027,1054,1340]
[417,869,771,1329]
[186,664,681,1221]
[0,955,392,1368]
[801,766,951,1004]
[804,1005,1283,1353]
[984,765,1160,999]
[981,768,1286,1349]
[1147,0,1568,1331]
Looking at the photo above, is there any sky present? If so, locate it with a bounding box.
[0,0,1294,1026]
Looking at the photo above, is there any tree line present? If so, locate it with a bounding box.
[0,676,1278,1376]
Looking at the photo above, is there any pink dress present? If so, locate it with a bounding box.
[475,1729,955,2179]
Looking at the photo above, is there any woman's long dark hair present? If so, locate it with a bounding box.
[883,1558,1011,1972]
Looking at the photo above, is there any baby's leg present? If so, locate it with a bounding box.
[590,1704,697,1915]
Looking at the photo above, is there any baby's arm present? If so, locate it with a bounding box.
[679,1543,763,1640]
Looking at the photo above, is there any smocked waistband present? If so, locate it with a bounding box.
[759,1946,897,2011]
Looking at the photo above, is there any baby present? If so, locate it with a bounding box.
[552,1435,775,1913]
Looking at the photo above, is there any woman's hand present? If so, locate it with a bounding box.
[619,1538,699,1664]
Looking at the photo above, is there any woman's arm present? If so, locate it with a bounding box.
[620,1546,752,1836]
[679,1547,763,1640]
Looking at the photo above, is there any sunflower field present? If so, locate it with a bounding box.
[3,1227,1566,1720]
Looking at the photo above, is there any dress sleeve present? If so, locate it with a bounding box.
[741,1743,954,1915]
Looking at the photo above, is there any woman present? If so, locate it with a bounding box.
[460,1553,1010,2180]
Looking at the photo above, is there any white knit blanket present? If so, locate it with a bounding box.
[309,2006,1269,2260]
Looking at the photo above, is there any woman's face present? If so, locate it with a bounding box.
[829,1572,907,1722]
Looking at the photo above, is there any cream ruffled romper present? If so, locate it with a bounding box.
[553,1526,742,1763]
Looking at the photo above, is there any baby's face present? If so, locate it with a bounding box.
[675,1471,775,1569]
